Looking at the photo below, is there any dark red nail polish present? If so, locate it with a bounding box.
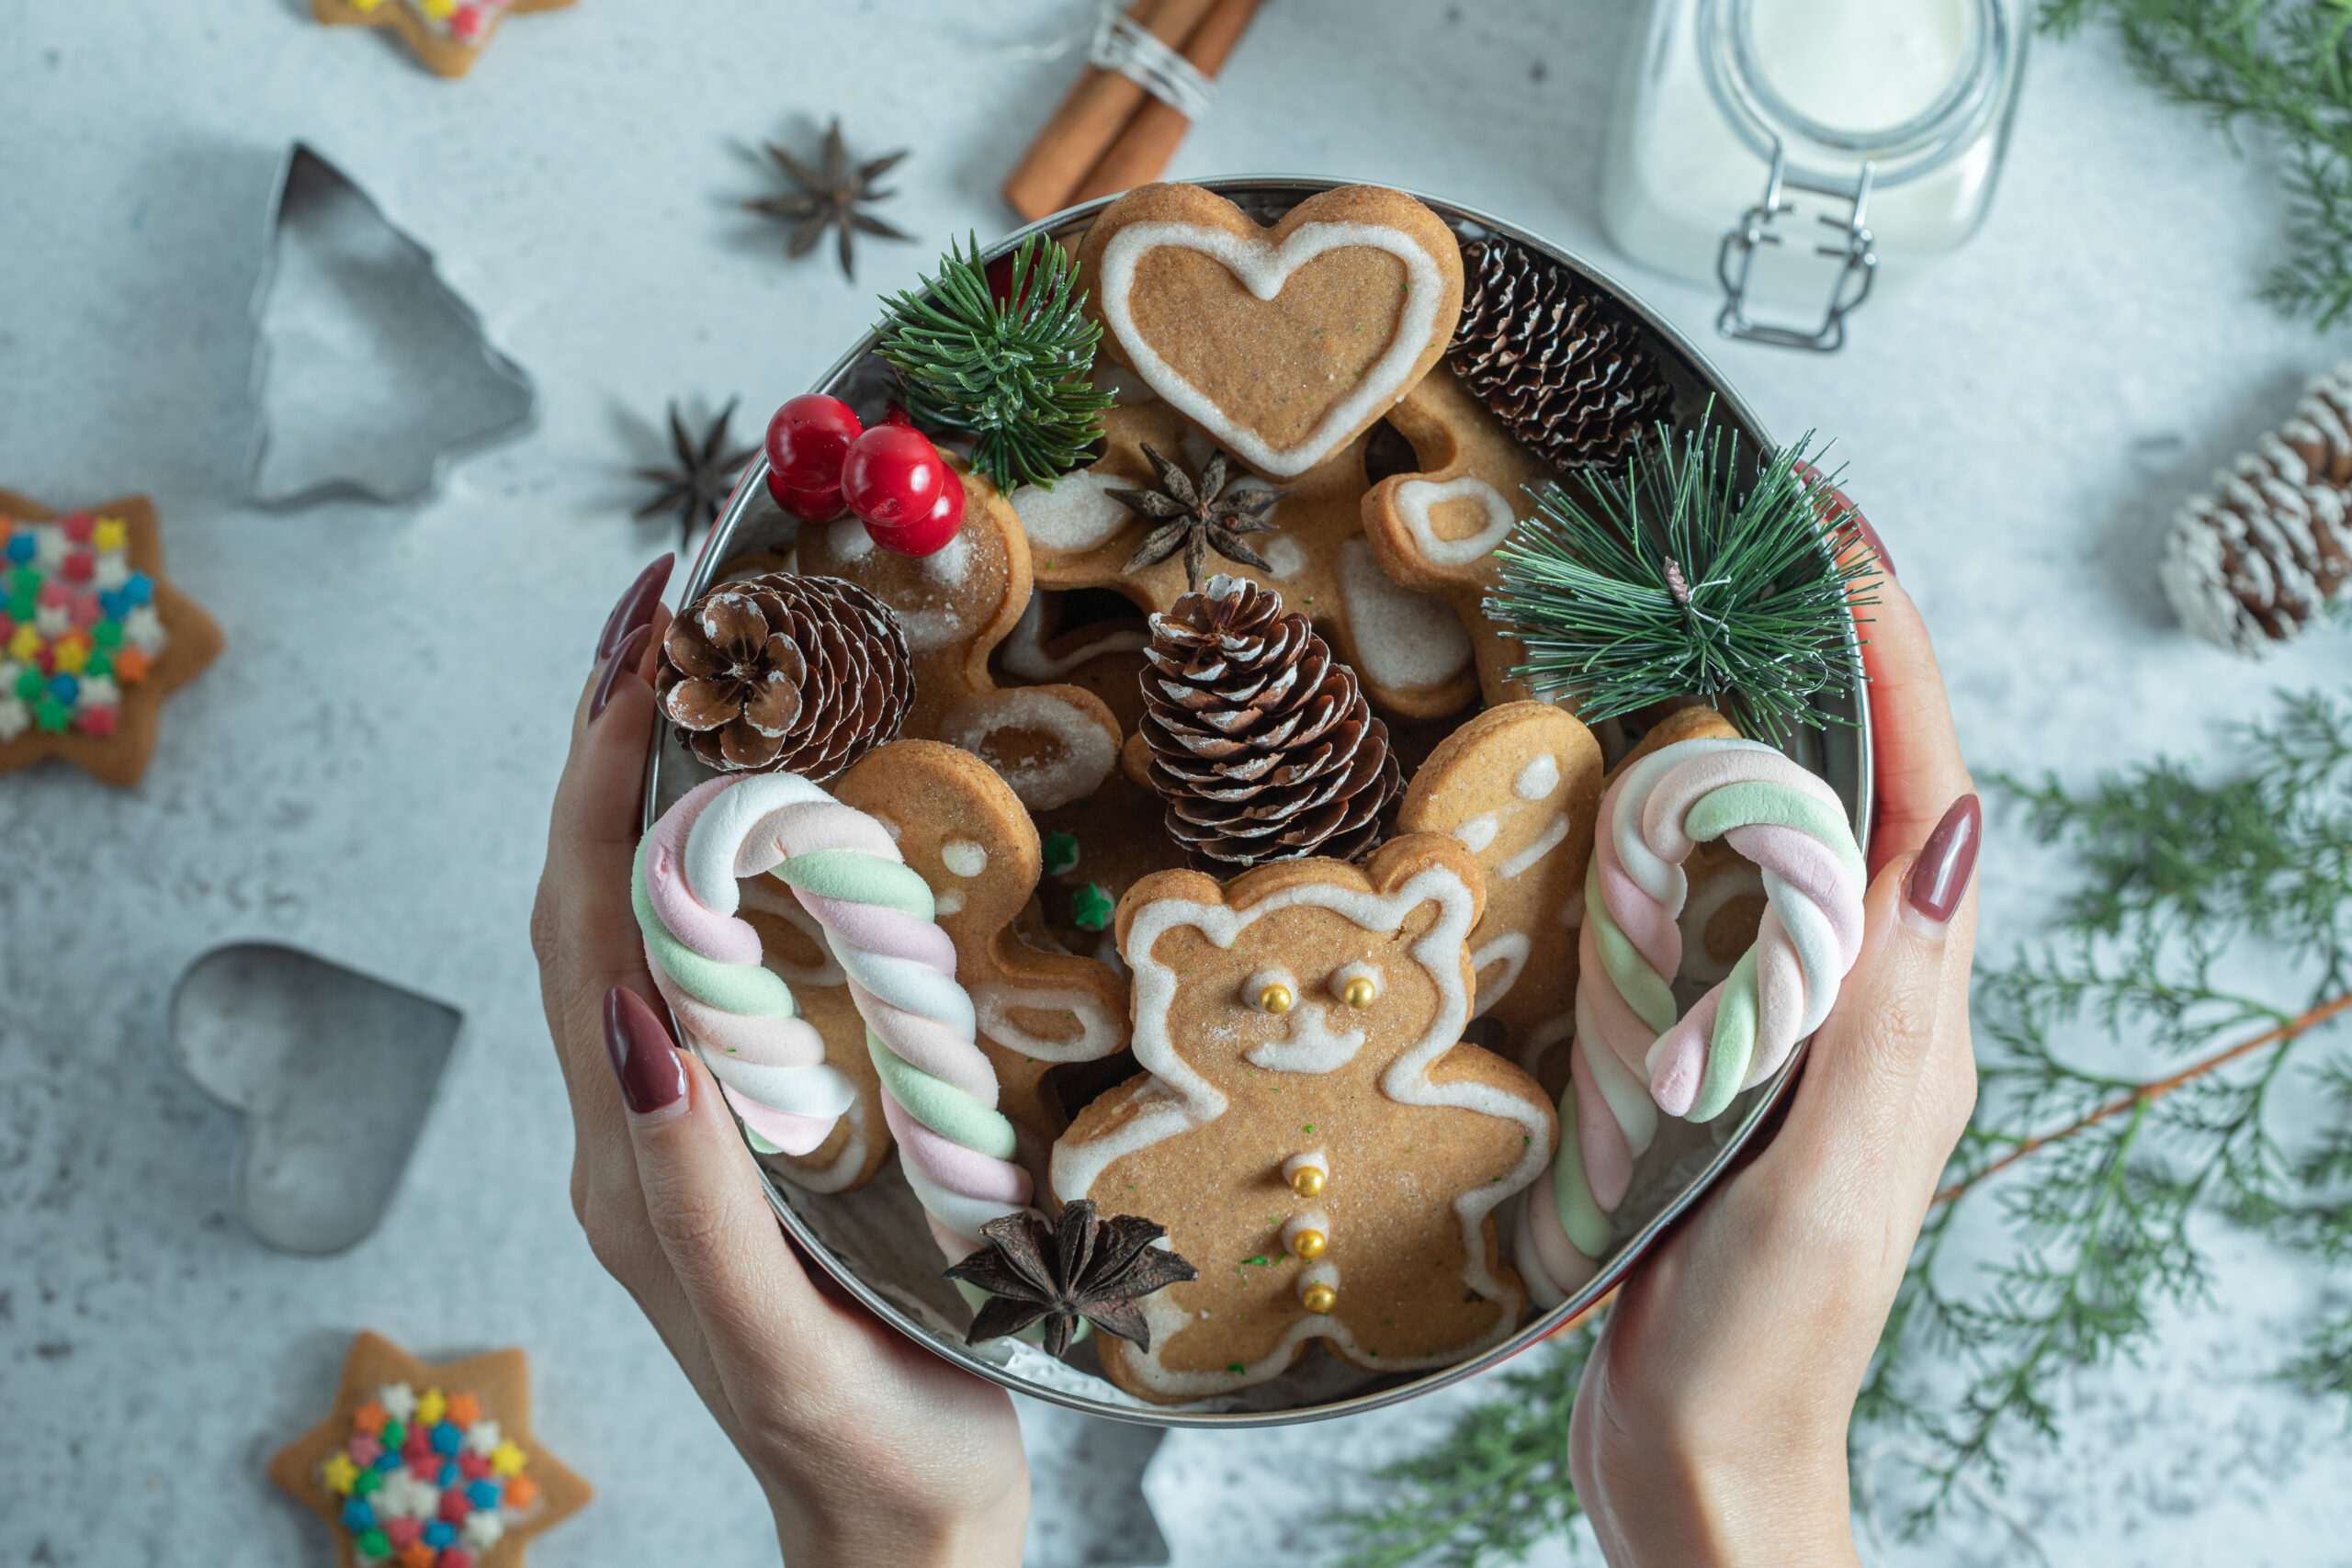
[1852,511,1895,581]
[605,984,687,1115]
[1905,794,1981,924]
[590,623,650,722]
[596,553,673,663]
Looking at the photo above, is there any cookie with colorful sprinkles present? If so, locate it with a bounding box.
[268,1330,589,1568]
[0,491,221,787]
[311,0,576,79]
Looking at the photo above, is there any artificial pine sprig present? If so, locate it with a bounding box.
[1485,415,1878,747]
[873,231,1114,495]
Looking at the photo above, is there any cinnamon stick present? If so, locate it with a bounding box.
[1070,0,1265,205]
[1001,0,1222,222]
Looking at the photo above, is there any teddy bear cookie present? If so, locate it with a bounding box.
[0,491,221,787]
[311,0,574,78]
[1396,701,1603,1076]
[1049,835,1556,1403]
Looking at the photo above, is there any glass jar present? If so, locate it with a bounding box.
[1599,0,2030,350]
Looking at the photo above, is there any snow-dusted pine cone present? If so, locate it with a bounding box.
[1448,236,1673,473]
[657,572,910,775]
[1138,576,1400,868]
[2160,365,2352,655]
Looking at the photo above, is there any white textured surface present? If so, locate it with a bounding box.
[3,2,2349,1565]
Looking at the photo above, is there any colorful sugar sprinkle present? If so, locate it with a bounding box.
[0,513,164,745]
[323,1382,532,1568]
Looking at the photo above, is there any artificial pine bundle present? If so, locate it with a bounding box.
[1486,413,1879,746]
[873,231,1114,495]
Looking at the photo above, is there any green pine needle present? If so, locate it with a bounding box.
[873,231,1114,495]
[1485,415,1879,747]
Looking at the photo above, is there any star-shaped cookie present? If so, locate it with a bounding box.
[311,0,575,78]
[0,491,221,788]
[268,1330,590,1568]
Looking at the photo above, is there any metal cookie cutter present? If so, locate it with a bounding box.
[245,142,537,508]
[167,942,461,1254]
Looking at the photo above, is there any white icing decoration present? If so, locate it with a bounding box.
[897,604,965,653]
[122,605,166,655]
[1261,535,1307,580]
[1244,1000,1365,1074]
[1245,967,1297,1010]
[0,698,27,743]
[1498,813,1571,880]
[973,984,1124,1064]
[933,889,966,917]
[999,594,1148,681]
[94,555,130,592]
[74,675,119,711]
[922,528,973,584]
[1098,219,1448,478]
[1333,959,1381,1004]
[1282,1209,1332,1254]
[461,1418,502,1456]
[1336,538,1473,693]
[35,605,70,639]
[377,1384,418,1422]
[1516,753,1561,801]
[32,526,67,570]
[1054,861,1555,1397]
[1394,475,1517,567]
[1470,933,1531,1017]
[1453,813,1498,853]
[463,1513,505,1551]
[942,689,1118,811]
[1282,1148,1329,1184]
[1299,1259,1340,1298]
[825,515,876,561]
[941,839,989,878]
[1010,468,1133,555]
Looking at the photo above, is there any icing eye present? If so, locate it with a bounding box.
[1248,968,1296,1015]
[1335,961,1379,1010]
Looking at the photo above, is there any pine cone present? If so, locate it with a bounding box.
[657,573,911,776]
[1138,576,1400,868]
[2160,365,2352,656]
[1449,236,1673,472]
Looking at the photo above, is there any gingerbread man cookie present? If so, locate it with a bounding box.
[0,491,222,787]
[1050,835,1555,1404]
[1361,363,1561,708]
[785,468,1125,813]
[1397,702,1603,1079]
[1075,184,1465,480]
[833,740,1130,1170]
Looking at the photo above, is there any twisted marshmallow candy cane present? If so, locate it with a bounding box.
[634,773,1031,1259]
[1516,737,1867,1306]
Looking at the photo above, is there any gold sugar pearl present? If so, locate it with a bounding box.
[1340,976,1376,1010]
[1290,1166,1326,1198]
[1290,1228,1328,1261]
[1258,982,1295,1015]
[1300,1280,1338,1314]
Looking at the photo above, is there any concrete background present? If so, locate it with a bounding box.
[4,2,2349,1564]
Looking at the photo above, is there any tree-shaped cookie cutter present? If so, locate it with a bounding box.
[167,942,461,1254]
[651,176,1873,1428]
[244,142,537,508]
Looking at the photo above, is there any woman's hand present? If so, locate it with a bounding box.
[1568,542,1982,1566]
[531,557,1029,1568]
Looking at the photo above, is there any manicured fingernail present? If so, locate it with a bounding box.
[1904,794,1981,930]
[605,984,687,1117]
[1852,511,1895,580]
[590,623,651,723]
[595,553,673,663]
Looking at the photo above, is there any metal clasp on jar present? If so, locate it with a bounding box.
[1715,144,1878,354]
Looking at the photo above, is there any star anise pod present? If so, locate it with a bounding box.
[745,118,912,281]
[635,399,759,544]
[944,1201,1199,1357]
[1114,445,1286,590]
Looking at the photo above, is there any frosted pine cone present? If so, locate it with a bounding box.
[657,572,910,775]
[2160,365,2352,655]
[1139,576,1400,868]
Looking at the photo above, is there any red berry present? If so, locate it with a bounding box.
[763,395,862,502]
[842,425,966,557]
[770,481,847,524]
[868,474,966,558]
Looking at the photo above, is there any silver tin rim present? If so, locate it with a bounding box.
[646,175,1874,1428]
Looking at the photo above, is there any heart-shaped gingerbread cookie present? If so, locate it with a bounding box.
[1077,184,1465,479]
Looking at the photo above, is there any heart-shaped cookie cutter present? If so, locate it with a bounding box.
[167,942,462,1255]
[650,176,1873,1427]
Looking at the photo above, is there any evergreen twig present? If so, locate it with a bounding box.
[1485,416,1879,747]
[873,231,1114,495]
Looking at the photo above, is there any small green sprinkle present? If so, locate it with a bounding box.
[1228,1362,1246,1373]
[1245,1257,1269,1266]
[381,1419,406,1448]
[1042,830,1081,875]
[92,619,122,649]
[357,1529,390,1558]
[1073,882,1116,931]
[33,696,71,733]
[1304,1123,1316,1134]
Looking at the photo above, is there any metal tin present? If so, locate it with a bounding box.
[648,175,1873,1427]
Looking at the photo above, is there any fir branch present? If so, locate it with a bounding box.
[1486,416,1880,747]
[873,231,1114,494]
[2043,0,2352,326]
[1328,1331,1595,1568]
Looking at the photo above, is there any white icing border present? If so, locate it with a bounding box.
[1394,474,1517,567]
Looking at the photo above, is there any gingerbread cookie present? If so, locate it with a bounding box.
[787,467,1125,812]
[1075,184,1465,480]
[834,740,1129,1170]
[1397,702,1602,1078]
[312,0,573,78]
[1361,363,1561,707]
[1007,397,1480,718]
[1050,835,1555,1403]
[267,1330,589,1568]
[0,492,221,787]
